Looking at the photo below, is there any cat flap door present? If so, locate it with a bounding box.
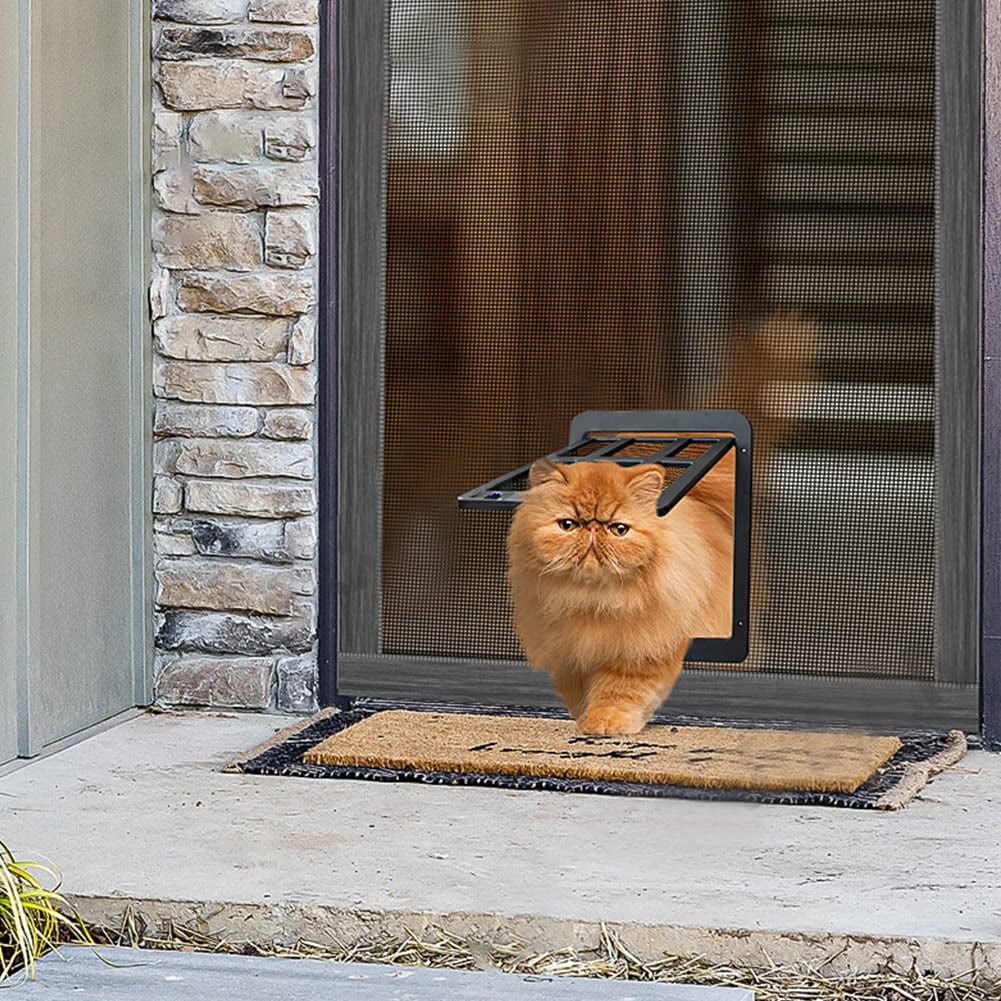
[458,409,752,663]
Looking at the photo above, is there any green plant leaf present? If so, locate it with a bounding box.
[0,838,94,982]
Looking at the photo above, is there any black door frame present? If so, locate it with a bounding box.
[979,0,1001,747]
[317,0,338,708]
[319,0,999,741]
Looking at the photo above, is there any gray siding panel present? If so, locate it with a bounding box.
[0,0,148,758]
[0,0,20,764]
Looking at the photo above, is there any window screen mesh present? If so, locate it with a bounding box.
[381,0,936,679]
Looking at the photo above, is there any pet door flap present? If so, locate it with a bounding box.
[461,434,733,516]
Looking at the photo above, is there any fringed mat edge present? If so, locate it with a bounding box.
[872,729,968,809]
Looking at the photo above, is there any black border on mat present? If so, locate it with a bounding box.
[235,702,958,810]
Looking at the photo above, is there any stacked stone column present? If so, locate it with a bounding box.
[151,0,321,713]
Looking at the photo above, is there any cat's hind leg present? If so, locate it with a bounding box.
[577,654,685,735]
[549,666,587,720]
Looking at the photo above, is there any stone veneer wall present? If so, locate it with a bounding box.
[151,0,321,713]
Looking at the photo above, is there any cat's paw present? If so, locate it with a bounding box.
[577,707,644,736]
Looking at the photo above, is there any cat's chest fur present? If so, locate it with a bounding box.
[511,560,706,669]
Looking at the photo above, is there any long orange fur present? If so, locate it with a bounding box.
[507,452,734,735]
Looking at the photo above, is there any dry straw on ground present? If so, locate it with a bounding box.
[91,908,1000,1001]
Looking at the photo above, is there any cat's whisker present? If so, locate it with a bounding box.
[539,553,567,574]
[538,550,577,577]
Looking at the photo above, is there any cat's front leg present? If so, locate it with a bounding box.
[577,656,684,736]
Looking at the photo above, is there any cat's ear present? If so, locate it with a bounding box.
[529,458,568,488]
[628,465,666,506]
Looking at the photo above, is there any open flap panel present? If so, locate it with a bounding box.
[459,432,734,515]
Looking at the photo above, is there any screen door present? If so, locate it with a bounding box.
[330,0,981,729]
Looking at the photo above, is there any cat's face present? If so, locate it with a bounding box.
[511,459,666,579]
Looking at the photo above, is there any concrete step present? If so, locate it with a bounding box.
[3,712,999,982]
[25,947,751,1001]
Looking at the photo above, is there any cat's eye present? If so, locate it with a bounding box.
[608,523,630,536]
[557,518,578,531]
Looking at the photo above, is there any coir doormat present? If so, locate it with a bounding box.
[228,703,967,810]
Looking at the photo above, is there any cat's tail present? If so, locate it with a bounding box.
[707,310,820,669]
[716,309,820,478]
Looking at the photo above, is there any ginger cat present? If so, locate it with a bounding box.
[507,451,735,735]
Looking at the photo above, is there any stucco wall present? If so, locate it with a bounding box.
[151,0,320,713]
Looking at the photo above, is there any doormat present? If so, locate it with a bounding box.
[228,703,967,810]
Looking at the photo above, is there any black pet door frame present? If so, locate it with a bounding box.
[319,0,992,735]
[458,409,753,664]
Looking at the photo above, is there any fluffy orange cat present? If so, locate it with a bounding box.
[507,451,734,735]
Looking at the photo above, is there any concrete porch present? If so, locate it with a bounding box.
[2,711,999,980]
